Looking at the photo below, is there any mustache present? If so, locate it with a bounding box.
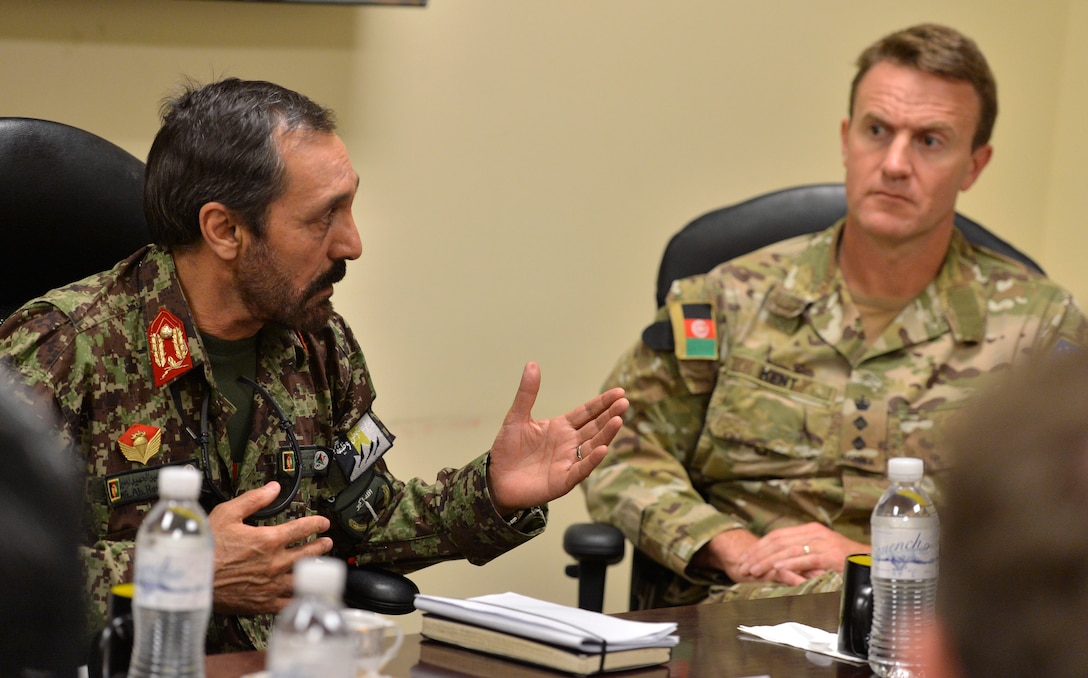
[308,259,348,295]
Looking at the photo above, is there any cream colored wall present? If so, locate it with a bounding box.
[1042,0,1088,301]
[3,0,1083,634]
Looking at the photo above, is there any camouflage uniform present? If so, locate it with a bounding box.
[584,221,1087,608]
[0,245,546,653]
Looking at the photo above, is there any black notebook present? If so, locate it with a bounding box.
[419,615,673,675]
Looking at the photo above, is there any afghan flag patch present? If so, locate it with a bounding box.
[668,301,718,360]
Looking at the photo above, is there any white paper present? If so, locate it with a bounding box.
[737,622,867,665]
[414,592,678,653]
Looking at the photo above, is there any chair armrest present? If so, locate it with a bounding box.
[562,523,625,612]
[344,566,419,616]
[563,522,626,564]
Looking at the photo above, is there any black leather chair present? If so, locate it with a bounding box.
[563,183,1044,612]
[0,117,152,321]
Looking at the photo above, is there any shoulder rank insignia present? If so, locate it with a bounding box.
[668,300,718,360]
[148,307,194,387]
[117,423,163,465]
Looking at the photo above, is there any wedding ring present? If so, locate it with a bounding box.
[576,444,583,461]
[803,544,811,555]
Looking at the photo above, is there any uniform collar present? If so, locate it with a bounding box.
[135,245,309,389]
[765,220,987,345]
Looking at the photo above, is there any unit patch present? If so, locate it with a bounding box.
[331,411,396,482]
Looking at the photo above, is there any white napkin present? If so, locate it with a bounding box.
[737,622,868,665]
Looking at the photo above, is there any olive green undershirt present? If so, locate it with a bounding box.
[200,332,259,462]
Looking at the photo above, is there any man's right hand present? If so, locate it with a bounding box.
[207,482,334,616]
[692,528,766,583]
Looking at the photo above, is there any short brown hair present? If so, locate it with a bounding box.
[144,78,337,249]
[849,24,997,150]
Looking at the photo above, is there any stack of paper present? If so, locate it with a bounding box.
[414,592,678,674]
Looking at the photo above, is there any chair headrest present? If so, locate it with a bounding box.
[0,117,151,319]
[654,183,1044,308]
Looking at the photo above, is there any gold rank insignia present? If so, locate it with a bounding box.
[117,423,163,465]
[147,307,193,387]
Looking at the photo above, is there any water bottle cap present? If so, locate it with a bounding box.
[157,465,203,499]
[887,457,924,481]
[294,557,347,597]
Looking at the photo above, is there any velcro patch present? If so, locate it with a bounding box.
[275,445,332,478]
[1054,338,1081,354]
[330,468,394,540]
[668,300,718,360]
[102,460,199,508]
[331,411,396,482]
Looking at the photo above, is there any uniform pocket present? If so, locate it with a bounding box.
[701,355,836,478]
[887,400,964,475]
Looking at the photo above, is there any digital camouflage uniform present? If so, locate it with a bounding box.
[0,245,546,653]
[584,221,1087,608]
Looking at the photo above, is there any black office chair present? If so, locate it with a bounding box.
[0,117,152,321]
[563,183,1044,613]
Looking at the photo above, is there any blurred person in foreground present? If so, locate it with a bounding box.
[584,22,1087,608]
[920,351,1088,677]
[0,367,83,676]
[0,78,628,654]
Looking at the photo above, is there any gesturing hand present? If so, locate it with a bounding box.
[207,482,334,615]
[486,362,629,516]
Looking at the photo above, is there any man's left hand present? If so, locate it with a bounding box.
[736,522,869,586]
[486,362,628,516]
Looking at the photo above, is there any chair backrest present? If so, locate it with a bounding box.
[654,183,1045,309]
[0,117,152,320]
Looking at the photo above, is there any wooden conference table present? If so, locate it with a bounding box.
[206,592,874,677]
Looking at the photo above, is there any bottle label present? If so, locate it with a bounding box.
[134,542,213,611]
[870,526,939,579]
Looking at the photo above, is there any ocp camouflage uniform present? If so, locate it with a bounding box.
[0,245,546,653]
[584,221,1087,608]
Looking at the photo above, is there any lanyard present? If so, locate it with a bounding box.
[171,375,303,518]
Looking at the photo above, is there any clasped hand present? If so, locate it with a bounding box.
[700,522,869,587]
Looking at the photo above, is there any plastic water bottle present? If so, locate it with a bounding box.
[868,457,939,678]
[127,465,214,678]
[266,558,355,678]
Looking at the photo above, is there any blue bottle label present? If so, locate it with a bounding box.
[871,525,939,579]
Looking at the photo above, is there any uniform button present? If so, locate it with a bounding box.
[852,436,866,450]
[853,416,868,430]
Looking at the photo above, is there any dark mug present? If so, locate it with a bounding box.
[89,583,135,678]
[836,553,873,660]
